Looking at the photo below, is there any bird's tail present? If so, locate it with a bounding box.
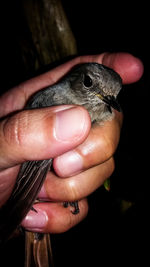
[25,232,54,267]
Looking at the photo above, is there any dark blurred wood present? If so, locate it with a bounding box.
[21,0,77,72]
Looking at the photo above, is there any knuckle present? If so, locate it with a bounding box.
[107,157,115,177]
[2,111,30,147]
[103,135,115,160]
[67,179,79,202]
[110,157,115,174]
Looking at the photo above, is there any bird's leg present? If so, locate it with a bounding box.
[63,201,80,215]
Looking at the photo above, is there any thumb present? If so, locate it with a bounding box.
[0,106,91,170]
[101,52,144,84]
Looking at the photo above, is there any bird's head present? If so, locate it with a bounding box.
[67,63,122,113]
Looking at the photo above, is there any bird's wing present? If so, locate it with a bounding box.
[0,159,52,245]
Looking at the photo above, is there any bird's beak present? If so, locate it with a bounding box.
[96,94,121,112]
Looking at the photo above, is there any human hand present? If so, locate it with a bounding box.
[0,52,143,233]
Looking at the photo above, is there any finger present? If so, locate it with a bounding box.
[19,52,143,94]
[21,199,88,233]
[53,111,122,177]
[17,52,143,95]
[38,157,114,202]
[0,52,143,117]
[0,106,90,169]
[101,52,144,84]
[0,56,105,116]
[0,55,105,116]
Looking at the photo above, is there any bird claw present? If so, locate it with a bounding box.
[63,201,80,215]
[31,206,38,213]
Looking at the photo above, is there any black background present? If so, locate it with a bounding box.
[0,1,149,266]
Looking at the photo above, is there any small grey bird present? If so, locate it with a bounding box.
[0,63,122,265]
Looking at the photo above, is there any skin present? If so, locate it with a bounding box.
[0,52,143,233]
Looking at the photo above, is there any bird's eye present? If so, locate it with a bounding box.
[83,74,93,88]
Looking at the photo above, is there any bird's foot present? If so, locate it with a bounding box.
[63,201,80,214]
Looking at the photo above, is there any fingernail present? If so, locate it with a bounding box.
[54,150,83,177]
[21,208,48,231]
[54,107,86,142]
